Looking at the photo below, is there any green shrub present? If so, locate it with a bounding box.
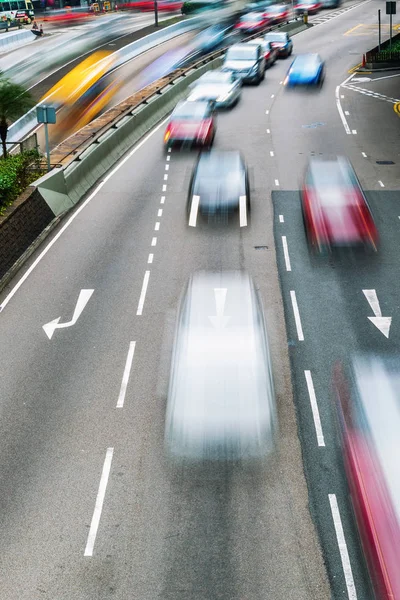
[0,150,44,214]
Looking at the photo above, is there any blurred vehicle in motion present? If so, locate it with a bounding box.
[187,150,250,226]
[121,0,182,10]
[333,356,400,600]
[284,53,324,86]
[243,0,273,12]
[320,0,341,6]
[43,7,95,24]
[164,100,216,149]
[44,51,120,138]
[301,156,378,253]
[187,70,242,108]
[0,0,34,21]
[263,3,291,23]
[234,10,270,33]
[294,0,321,14]
[264,30,293,57]
[222,42,265,83]
[165,270,277,460]
[190,23,234,54]
[249,37,278,67]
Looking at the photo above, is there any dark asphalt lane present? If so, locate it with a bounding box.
[0,0,394,598]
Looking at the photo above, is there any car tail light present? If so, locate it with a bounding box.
[265,51,271,58]
[164,125,171,142]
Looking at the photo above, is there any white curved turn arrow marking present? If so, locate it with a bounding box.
[362,289,392,339]
[43,289,94,340]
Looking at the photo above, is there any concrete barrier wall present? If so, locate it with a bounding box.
[0,29,36,53]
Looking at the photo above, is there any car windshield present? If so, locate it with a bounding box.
[240,12,261,21]
[265,32,287,41]
[172,102,210,120]
[196,152,243,179]
[200,71,233,84]
[227,46,258,60]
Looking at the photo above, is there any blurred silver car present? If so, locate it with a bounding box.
[165,271,277,460]
[187,70,242,108]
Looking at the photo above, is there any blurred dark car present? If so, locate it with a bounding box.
[263,3,291,23]
[294,0,321,14]
[222,42,266,84]
[187,150,250,227]
[301,157,378,252]
[164,100,216,149]
[234,11,271,33]
[249,38,278,67]
[333,356,400,600]
[165,270,277,460]
[284,53,324,86]
[264,30,293,57]
[191,23,233,54]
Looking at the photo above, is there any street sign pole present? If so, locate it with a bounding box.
[36,105,56,173]
[390,11,393,52]
[386,1,396,54]
[378,9,381,52]
[44,121,50,172]
[154,0,158,26]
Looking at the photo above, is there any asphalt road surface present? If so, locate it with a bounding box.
[0,0,398,598]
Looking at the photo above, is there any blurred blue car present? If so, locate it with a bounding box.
[284,53,324,87]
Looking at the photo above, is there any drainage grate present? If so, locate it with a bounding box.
[254,245,268,250]
[376,160,395,165]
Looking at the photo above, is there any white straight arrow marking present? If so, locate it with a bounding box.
[363,289,392,338]
[209,288,230,329]
[43,289,94,340]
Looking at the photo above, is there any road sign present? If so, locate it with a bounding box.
[386,1,396,15]
[36,105,56,124]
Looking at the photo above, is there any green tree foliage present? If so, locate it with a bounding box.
[0,150,44,213]
[0,72,34,158]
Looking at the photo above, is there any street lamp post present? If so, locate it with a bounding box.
[154,0,158,26]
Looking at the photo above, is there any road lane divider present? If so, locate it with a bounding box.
[304,370,325,447]
[84,447,114,557]
[279,214,284,223]
[116,341,136,408]
[290,290,304,341]
[137,270,150,316]
[329,494,358,600]
[282,236,291,272]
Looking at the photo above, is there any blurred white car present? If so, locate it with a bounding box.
[165,271,277,460]
[187,70,242,108]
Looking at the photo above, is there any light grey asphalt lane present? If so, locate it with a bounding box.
[0,1,391,598]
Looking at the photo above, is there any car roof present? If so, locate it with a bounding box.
[293,53,321,66]
[195,150,244,176]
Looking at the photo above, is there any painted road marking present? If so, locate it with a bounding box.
[378,180,385,187]
[165,164,169,171]
[279,214,284,223]
[158,209,163,217]
[341,94,344,99]
[270,151,274,157]
[290,290,304,341]
[345,110,350,115]
[84,448,114,557]
[151,237,157,246]
[161,196,165,204]
[271,94,274,98]
[42,288,94,340]
[394,102,400,116]
[329,494,358,600]
[363,289,391,338]
[275,179,280,186]
[362,152,367,158]
[0,116,172,313]
[116,341,136,408]
[336,81,351,134]
[266,109,269,115]
[239,195,247,227]
[163,174,168,181]
[305,371,325,447]
[155,222,160,231]
[168,148,171,153]
[282,236,291,271]
[266,128,270,133]
[136,271,150,316]
[162,184,167,192]
[148,253,153,263]
[189,195,200,227]
[166,155,170,161]
[352,130,357,134]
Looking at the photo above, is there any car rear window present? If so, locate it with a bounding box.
[172,102,210,120]
[265,32,287,41]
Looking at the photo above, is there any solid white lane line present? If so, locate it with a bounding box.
[282,236,291,271]
[165,164,169,171]
[304,370,325,447]
[188,195,200,227]
[84,448,114,557]
[335,84,351,134]
[116,341,136,408]
[362,152,367,158]
[0,116,171,313]
[379,180,385,187]
[155,222,160,231]
[270,151,274,157]
[275,179,280,186]
[352,130,357,135]
[151,237,157,246]
[158,209,163,217]
[136,271,150,316]
[163,174,168,181]
[239,195,247,227]
[162,184,167,192]
[160,196,165,204]
[279,214,284,223]
[329,494,358,600]
[148,253,153,263]
[290,291,304,341]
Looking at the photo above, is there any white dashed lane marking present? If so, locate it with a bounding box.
[290,290,304,341]
[304,370,325,447]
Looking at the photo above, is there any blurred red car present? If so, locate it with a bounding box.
[294,0,321,14]
[164,100,216,149]
[234,11,271,33]
[333,356,400,600]
[301,156,378,252]
[121,0,182,10]
[249,38,278,66]
[264,3,290,23]
[43,9,94,23]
